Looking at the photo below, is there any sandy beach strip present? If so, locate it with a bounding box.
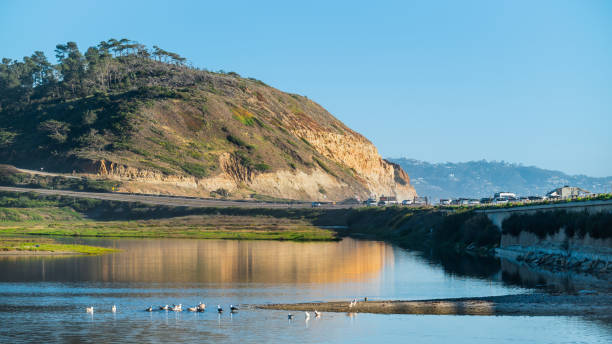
[257,293,612,316]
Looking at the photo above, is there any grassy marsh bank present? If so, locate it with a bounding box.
[0,215,338,241]
[0,191,343,241]
[0,237,117,255]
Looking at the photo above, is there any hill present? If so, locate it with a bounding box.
[388,158,612,200]
[0,39,415,201]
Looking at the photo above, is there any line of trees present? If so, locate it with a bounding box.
[0,38,189,110]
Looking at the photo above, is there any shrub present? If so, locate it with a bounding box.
[226,134,254,150]
[181,162,208,178]
[231,107,255,126]
[254,163,271,172]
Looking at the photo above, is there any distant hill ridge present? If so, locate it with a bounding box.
[0,38,416,201]
[388,158,612,200]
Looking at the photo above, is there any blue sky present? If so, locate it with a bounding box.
[1,0,611,177]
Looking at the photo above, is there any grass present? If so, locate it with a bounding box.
[0,237,118,255]
[231,106,256,126]
[312,156,337,177]
[0,190,343,242]
[0,206,82,222]
[0,216,338,241]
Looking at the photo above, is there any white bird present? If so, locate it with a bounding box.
[349,299,357,308]
[217,305,223,313]
[111,305,116,313]
[314,310,321,317]
[304,311,310,319]
[86,306,94,314]
[160,305,169,311]
[187,306,197,312]
[172,304,182,312]
[145,306,153,312]
[197,302,206,311]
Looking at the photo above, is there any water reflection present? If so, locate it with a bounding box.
[421,249,501,279]
[0,238,392,284]
[500,258,612,293]
[1,238,610,342]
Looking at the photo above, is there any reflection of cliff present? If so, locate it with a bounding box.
[0,239,392,284]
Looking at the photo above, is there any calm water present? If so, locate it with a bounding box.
[0,238,610,343]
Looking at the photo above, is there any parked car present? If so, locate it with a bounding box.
[377,200,387,206]
[311,202,321,208]
[401,199,413,205]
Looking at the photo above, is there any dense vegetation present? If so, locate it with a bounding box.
[0,39,220,171]
[502,210,612,239]
[1,39,190,109]
[346,207,500,254]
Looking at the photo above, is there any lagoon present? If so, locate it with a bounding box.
[0,238,610,343]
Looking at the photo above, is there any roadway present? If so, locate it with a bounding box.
[0,186,356,209]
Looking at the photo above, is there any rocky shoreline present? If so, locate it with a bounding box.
[497,247,612,279]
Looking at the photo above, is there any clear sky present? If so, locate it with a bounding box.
[1,0,611,177]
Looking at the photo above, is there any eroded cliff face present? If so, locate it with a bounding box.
[91,133,417,202]
[289,128,416,201]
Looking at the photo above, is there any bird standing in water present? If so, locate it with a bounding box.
[217,305,223,313]
[86,306,94,314]
[111,305,116,313]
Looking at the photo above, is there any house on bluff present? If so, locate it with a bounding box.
[546,186,590,199]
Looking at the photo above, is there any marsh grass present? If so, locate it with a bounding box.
[0,237,117,255]
[0,215,339,241]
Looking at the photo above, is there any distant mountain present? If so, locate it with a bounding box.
[388,158,612,200]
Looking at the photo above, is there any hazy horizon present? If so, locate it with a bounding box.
[1,0,610,177]
[387,157,612,179]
